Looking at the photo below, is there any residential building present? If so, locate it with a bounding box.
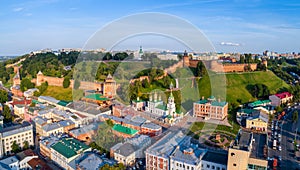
[112,124,139,138]
[69,123,99,142]
[39,136,60,158]
[227,130,268,170]
[50,138,91,169]
[269,92,293,106]
[248,100,271,108]
[0,122,34,157]
[201,151,227,170]
[16,149,39,170]
[246,112,268,132]
[170,146,206,170]
[67,152,115,170]
[111,135,151,165]
[145,131,187,170]
[140,123,162,137]
[0,156,19,170]
[193,96,228,120]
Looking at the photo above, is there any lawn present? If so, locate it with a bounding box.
[198,71,290,104]
[188,121,239,137]
[42,86,74,101]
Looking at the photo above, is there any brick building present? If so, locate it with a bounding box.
[193,96,228,120]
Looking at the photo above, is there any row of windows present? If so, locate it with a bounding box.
[5,132,32,141]
[202,163,225,170]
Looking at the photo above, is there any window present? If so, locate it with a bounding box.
[233,163,237,166]
[212,165,215,169]
[217,167,220,170]
[207,164,210,168]
[231,153,235,156]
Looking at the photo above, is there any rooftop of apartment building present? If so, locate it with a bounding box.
[68,151,115,170]
[68,101,110,116]
[39,135,60,149]
[249,133,267,160]
[145,131,187,158]
[171,145,206,165]
[50,138,90,158]
[231,130,253,151]
[69,123,99,137]
[0,121,32,138]
[202,150,228,166]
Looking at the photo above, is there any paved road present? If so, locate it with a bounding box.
[268,107,300,170]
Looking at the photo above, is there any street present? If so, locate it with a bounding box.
[268,105,300,169]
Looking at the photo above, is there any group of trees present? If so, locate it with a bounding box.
[11,140,29,153]
[0,62,14,84]
[103,52,130,61]
[33,82,49,96]
[20,78,35,92]
[246,83,270,99]
[20,51,78,78]
[0,89,12,123]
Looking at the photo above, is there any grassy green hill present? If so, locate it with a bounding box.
[198,71,290,104]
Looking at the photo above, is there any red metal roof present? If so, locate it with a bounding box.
[275,92,292,99]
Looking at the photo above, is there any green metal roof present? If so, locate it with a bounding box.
[32,99,42,104]
[196,100,208,104]
[211,101,227,107]
[238,109,254,114]
[195,99,227,107]
[84,94,108,101]
[58,100,70,106]
[112,124,138,135]
[51,138,90,158]
[155,104,168,111]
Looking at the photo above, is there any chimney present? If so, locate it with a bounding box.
[137,97,140,101]
[201,96,204,100]
[218,98,221,102]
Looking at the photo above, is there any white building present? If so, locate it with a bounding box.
[0,122,34,158]
[50,138,91,169]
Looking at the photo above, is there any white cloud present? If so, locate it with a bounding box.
[13,7,24,12]
[220,42,241,46]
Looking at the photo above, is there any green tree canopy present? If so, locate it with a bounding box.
[20,78,35,92]
[0,89,8,103]
[3,105,12,123]
[63,77,71,88]
[23,141,29,150]
[11,141,20,153]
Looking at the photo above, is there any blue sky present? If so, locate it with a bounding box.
[1,0,300,55]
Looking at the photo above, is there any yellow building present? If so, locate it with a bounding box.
[227,130,268,170]
[246,112,268,132]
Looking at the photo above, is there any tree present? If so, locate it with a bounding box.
[0,89,8,103]
[73,79,80,89]
[2,105,12,123]
[293,110,298,123]
[20,78,35,92]
[11,141,20,153]
[63,77,71,88]
[23,141,29,150]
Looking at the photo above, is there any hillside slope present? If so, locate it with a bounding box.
[198,71,290,104]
